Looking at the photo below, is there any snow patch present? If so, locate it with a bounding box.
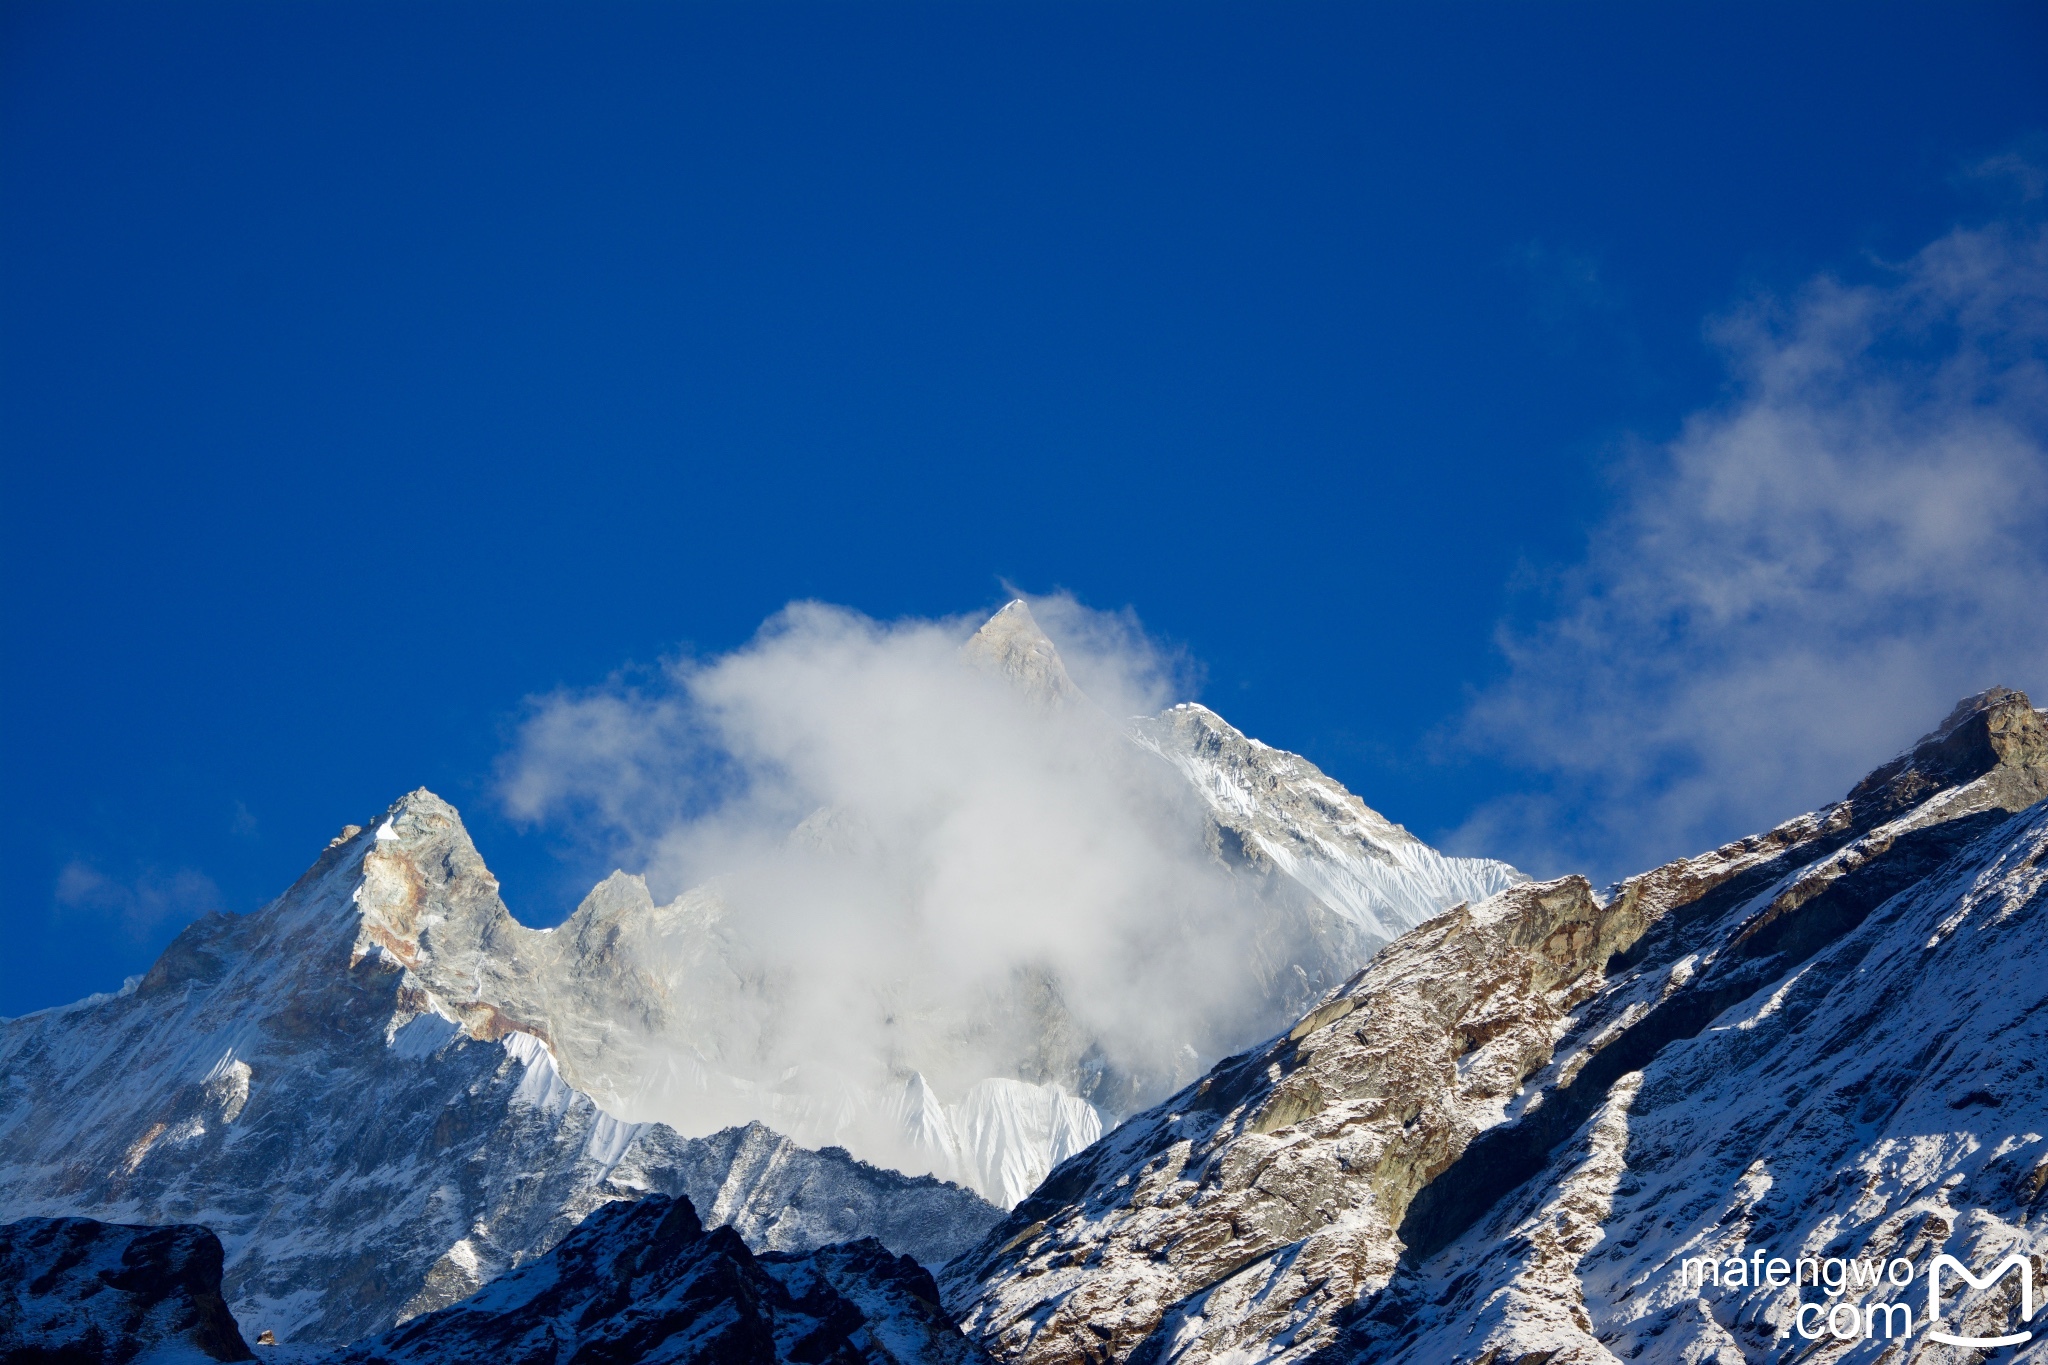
[389,1012,463,1061]
[582,1112,647,1170]
[503,1031,574,1116]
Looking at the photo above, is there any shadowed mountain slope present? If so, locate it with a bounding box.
[0,1216,254,1363]
[332,1193,987,1365]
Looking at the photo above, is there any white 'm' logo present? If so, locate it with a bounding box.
[1926,1253,2034,1348]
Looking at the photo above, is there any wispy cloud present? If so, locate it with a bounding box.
[55,862,223,942]
[499,594,1264,1119]
[1456,214,2048,882]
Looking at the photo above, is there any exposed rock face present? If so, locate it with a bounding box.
[0,1216,253,1363]
[0,801,999,1346]
[332,1193,988,1365]
[964,600,1089,712]
[944,689,2048,1364]
[942,875,1642,1364]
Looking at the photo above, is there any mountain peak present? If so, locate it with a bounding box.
[961,600,1085,711]
[1846,685,2046,817]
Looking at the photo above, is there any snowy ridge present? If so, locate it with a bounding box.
[1129,702,1524,941]
[944,686,2048,1365]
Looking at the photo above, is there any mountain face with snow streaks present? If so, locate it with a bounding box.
[0,799,999,1347]
[1129,702,1522,944]
[1343,793,2048,1365]
[943,687,2048,1365]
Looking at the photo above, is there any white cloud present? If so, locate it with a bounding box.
[498,595,1261,1112]
[1457,216,2048,881]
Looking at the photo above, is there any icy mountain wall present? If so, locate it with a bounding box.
[945,688,2048,1365]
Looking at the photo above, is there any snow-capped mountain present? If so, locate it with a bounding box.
[6,606,2040,1365]
[0,799,999,1347]
[0,602,1510,1345]
[944,687,2048,1364]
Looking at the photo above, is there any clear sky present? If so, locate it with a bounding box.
[4,2,2046,1017]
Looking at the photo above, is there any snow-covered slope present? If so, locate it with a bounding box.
[329,1193,987,1365]
[866,1074,1103,1210]
[1,1216,255,1362]
[944,687,2048,1364]
[1130,702,1522,943]
[1350,792,2048,1365]
[0,801,1000,1347]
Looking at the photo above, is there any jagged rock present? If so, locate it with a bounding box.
[331,1193,987,1365]
[0,1216,254,1362]
[945,689,2048,1364]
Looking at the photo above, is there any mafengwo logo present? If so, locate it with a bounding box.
[1679,1241,2035,1346]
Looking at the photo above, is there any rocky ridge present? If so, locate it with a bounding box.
[0,801,999,1346]
[943,688,2048,1364]
[332,1193,986,1365]
[1130,702,1523,944]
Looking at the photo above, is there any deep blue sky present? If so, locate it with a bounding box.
[4,1,2045,1016]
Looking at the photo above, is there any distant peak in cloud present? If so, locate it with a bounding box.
[961,599,1087,712]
